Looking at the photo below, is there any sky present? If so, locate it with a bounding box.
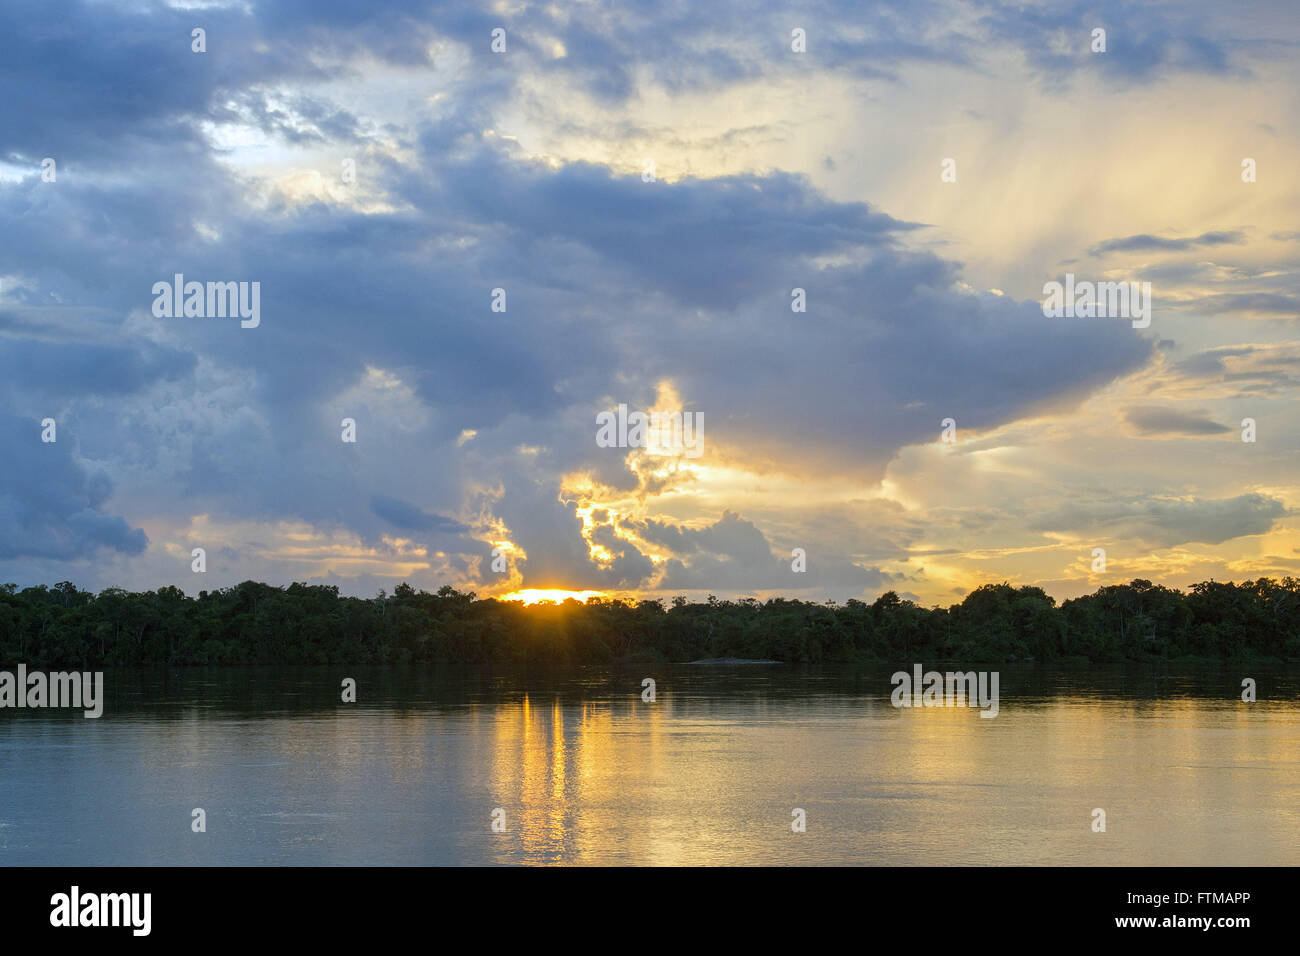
[1,0,1298,606]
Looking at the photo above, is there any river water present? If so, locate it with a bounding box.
[1,664,1296,865]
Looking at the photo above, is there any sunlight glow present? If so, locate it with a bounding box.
[502,588,607,605]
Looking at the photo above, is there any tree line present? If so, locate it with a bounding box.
[1,577,1297,668]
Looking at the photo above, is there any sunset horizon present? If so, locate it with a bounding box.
[2,0,1297,916]
[3,2,1297,611]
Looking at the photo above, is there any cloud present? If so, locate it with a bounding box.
[633,511,895,592]
[978,0,1246,90]
[369,495,468,533]
[0,332,195,400]
[1124,406,1230,436]
[0,0,443,165]
[1165,343,1300,399]
[1032,493,1286,548]
[0,120,1160,594]
[1088,230,1246,256]
[0,414,147,561]
[1180,293,1300,318]
[0,0,1291,606]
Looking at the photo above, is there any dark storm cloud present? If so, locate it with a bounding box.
[0,333,195,400]
[370,495,468,533]
[0,414,147,560]
[392,144,1153,483]
[427,146,921,309]
[0,0,450,165]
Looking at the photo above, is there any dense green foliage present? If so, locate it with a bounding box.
[1,577,1297,668]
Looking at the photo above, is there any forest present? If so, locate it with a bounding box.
[1,576,1298,668]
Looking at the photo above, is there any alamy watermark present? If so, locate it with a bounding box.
[595,403,704,459]
[890,665,999,718]
[152,274,260,328]
[1042,273,1150,328]
[50,887,150,936]
[0,665,104,718]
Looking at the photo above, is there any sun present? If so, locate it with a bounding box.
[501,588,607,605]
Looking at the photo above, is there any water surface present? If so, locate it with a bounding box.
[1,664,1296,865]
